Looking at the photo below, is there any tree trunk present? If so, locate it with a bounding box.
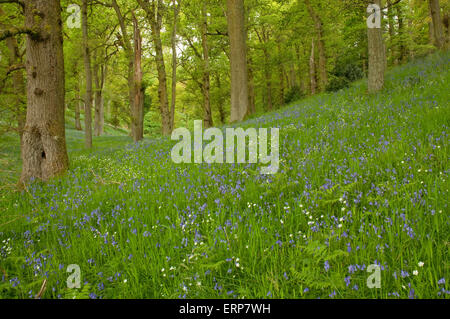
[386,0,398,65]
[82,0,93,148]
[201,2,213,129]
[263,47,273,110]
[305,0,327,92]
[247,55,256,115]
[227,0,249,122]
[75,76,82,131]
[428,0,446,49]
[309,39,317,95]
[444,12,449,44]
[246,10,255,115]
[20,0,69,183]
[93,50,105,137]
[170,0,180,131]
[396,4,407,63]
[100,64,106,134]
[216,73,226,124]
[112,0,143,141]
[137,0,171,136]
[429,21,435,46]
[277,41,285,105]
[132,12,144,141]
[93,57,103,137]
[367,0,385,94]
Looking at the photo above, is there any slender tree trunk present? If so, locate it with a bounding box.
[100,64,106,135]
[428,0,446,49]
[396,5,407,63]
[20,0,69,183]
[289,47,298,88]
[216,73,226,124]
[137,0,171,135]
[305,0,327,92]
[386,0,398,65]
[82,0,93,148]
[132,12,144,141]
[153,9,171,136]
[93,51,105,137]
[93,57,102,137]
[367,0,386,94]
[201,2,213,128]
[170,0,180,132]
[112,0,143,141]
[227,0,249,122]
[309,39,317,95]
[277,41,285,105]
[263,47,273,111]
[246,10,255,115]
[295,45,304,93]
[75,76,82,131]
[257,28,273,111]
[247,55,256,115]
[429,21,435,46]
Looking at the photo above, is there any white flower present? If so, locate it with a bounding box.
[123,279,127,283]
[413,270,419,276]
[418,262,424,267]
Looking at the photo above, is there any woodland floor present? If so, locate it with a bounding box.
[0,51,449,299]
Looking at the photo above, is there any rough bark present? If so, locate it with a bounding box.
[82,0,93,148]
[428,0,446,49]
[227,0,249,122]
[367,0,386,94]
[20,0,69,183]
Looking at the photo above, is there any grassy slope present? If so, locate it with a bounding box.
[0,52,449,299]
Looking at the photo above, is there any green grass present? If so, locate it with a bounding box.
[0,51,449,299]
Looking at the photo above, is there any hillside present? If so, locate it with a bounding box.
[0,51,449,299]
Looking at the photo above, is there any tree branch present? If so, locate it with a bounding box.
[0,26,40,42]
